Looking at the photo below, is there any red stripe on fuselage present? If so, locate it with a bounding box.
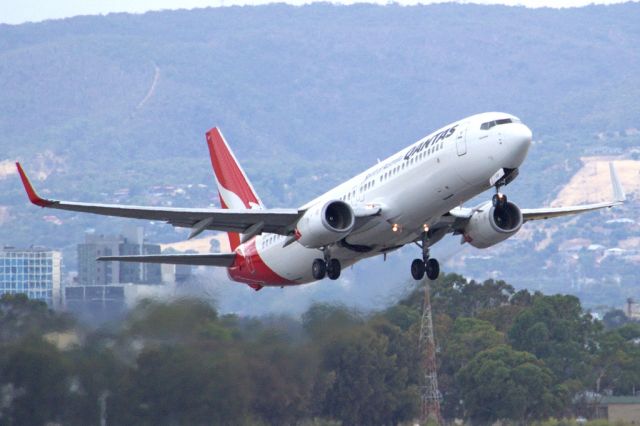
[228,239,296,287]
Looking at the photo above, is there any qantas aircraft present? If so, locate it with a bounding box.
[17,112,626,290]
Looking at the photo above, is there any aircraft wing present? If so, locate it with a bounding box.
[520,162,626,222]
[97,253,236,266]
[16,163,300,237]
[443,162,625,232]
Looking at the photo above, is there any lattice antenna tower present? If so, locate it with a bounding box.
[419,281,443,425]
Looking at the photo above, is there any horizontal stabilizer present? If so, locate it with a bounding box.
[97,253,236,267]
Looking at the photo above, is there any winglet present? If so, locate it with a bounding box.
[609,162,626,203]
[15,162,53,207]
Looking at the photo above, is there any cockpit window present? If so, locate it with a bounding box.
[480,118,513,130]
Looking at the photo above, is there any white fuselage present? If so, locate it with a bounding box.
[241,112,532,285]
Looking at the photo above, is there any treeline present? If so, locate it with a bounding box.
[1,274,639,425]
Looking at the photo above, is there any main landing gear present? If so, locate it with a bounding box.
[411,232,440,281]
[312,252,341,280]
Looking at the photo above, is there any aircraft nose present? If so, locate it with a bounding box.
[512,123,532,148]
[504,123,532,167]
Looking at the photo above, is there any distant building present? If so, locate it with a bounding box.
[66,228,164,321]
[0,246,62,308]
[595,396,640,423]
[77,227,161,285]
[626,298,640,320]
[64,284,125,322]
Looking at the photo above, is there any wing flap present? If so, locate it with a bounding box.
[97,253,237,266]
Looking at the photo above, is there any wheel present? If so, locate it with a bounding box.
[411,258,425,280]
[426,258,440,280]
[312,258,326,280]
[327,259,341,280]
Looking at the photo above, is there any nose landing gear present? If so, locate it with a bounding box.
[411,232,440,281]
[492,192,508,208]
[491,171,516,209]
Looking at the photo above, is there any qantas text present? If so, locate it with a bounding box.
[403,125,458,160]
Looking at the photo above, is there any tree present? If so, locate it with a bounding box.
[439,317,505,418]
[0,293,74,343]
[0,338,73,425]
[123,298,226,343]
[508,294,599,384]
[457,345,565,423]
[114,345,252,425]
[246,332,318,425]
[591,328,640,395]
[320,327,417,426]
[445,317,505,372]
[602,309,631,329]
[399,274,515,320]
[302,303,362,341]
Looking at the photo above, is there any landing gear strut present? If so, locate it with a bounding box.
[492,185,508,208]
[312,251,341,280]
[411,232,440,281]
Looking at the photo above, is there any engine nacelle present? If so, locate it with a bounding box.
[296,200,355,248]
[463,201,523,249]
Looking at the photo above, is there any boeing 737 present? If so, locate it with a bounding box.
[17,112,626,290]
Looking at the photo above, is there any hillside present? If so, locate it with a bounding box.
[0,3,639,311]
[552,157,640,205]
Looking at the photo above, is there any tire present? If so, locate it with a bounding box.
[327,259,341,280]
[312,258,326,280]
[426,258,440,280]
[411,258,425,280]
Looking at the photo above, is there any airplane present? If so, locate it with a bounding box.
[17,112,626,291]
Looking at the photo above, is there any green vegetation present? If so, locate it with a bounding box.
[2,273,640,425]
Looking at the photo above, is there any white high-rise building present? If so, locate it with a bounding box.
[0,247,62,308]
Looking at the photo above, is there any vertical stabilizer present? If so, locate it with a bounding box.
[206,128,264,250]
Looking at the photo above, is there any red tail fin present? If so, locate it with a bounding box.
[206,128,264,250]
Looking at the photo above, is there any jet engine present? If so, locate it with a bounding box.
[463,201,523,249]
[296,200,355,248]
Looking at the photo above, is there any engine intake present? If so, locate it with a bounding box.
[463,201,523,249]
[296,200,355,248]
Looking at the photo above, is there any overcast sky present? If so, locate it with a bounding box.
[1,0,638,25]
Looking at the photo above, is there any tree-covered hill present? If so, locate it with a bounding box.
[0,3,639,309]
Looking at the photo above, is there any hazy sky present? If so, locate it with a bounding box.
[1,0,638,25]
